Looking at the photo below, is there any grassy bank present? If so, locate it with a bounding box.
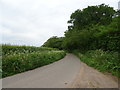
[2,45,66,78]
[73,49,120,78]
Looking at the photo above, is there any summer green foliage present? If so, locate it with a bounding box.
[42,4,119,77]
[64,16,119,52]
[68,4,115,30]
[73,50,120,77]
[43,4,119,52]
[2,45,66,78]
[2,44,57,56]
[42,36,64,50]
[65,4,118,51]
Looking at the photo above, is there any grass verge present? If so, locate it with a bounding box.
[73,49,120,78]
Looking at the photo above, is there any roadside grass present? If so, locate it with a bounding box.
[73,49,120,78]
[2,44,66,78]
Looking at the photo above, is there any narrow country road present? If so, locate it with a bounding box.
[2,54,81,88]
[2,54,118,88]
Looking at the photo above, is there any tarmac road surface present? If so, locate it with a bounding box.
[2,54,81,88]
[2,53,118,88]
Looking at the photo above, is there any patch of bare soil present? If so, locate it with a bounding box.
[68,62,119,88]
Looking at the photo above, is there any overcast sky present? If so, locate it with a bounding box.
[0,0,119,46]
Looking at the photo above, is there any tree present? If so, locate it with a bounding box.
[43,4,119,52]
[42,36,63,50]
[67,4,116,31]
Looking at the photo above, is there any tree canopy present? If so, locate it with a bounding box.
[42,36,64,50]
[42,4,119,52]
[67,4,115,30]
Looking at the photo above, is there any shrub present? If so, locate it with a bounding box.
[2,44,57,56]
[2,51,66,78]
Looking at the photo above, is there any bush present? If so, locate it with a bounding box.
[1,44,66,78]
[2,51,66,78]
[42,36,64,50]
[2,44,57,56]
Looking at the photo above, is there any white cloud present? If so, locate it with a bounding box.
[0,0,119,46]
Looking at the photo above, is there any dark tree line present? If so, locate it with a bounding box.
[43,4,120,52]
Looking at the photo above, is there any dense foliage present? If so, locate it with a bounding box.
[63,17,120,52]
[2,44,57,56]
[43,4,119,52]
[43,4,119,77]
[42,36,63,50]
[67,4,115,30]
[2,45,66,78]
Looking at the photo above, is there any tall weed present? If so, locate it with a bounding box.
[74,49,120,77]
